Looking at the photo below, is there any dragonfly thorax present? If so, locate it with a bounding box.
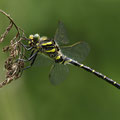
[28,34,66,63]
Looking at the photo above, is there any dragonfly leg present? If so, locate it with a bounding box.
[21,36,30,41]
[20,42,33,51]
[23,49,35,60]
[17,50,38,62]
[23,53,38,70]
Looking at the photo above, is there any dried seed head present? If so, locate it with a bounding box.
[0,10,26,88]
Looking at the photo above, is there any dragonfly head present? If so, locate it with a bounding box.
[28,34,40,46]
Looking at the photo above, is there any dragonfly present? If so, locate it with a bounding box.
[20,21,120,89]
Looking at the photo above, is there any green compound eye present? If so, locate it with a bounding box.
[33,34,40,40]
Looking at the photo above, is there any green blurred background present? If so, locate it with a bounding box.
[0,0,120,120]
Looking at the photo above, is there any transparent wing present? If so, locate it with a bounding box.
[54,21,69,45]
[49,63,69,85]
[33,53,53,67]
[61,41,90,63]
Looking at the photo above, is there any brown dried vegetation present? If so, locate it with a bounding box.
[0,10,26,88]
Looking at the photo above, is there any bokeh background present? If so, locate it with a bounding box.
[0,0,120,120]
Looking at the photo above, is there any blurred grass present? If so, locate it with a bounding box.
[0,0,120,120]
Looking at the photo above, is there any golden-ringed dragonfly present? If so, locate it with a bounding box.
[20,21,120,89]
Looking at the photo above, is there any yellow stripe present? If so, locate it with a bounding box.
[104,76,106,79]
[36,43,39,46]
[56,55,61,60]
[80,64,84,67]
[42,41,52,46]
[114,81,116,84]
[64,59,72,64]
[29,35,33,39]
[28,41,31,44]
[41,36,48,40]
[36,43,40,49]
[46,48,56,52]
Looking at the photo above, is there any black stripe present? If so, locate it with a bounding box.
[42,46,55,51]
[47,51,58,58]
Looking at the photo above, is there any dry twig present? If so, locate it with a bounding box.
[0,9,26,88]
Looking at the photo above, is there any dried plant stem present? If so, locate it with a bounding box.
[0,10,26,88]
[0,79,13,88]
[0,22,13,43]
[0,9,20,35]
